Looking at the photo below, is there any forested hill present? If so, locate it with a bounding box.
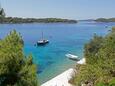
[0,17,77,24]
[0,8,77,24]
[95,18,115,22]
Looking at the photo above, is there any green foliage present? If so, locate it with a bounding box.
[0,30,38,86]
[84,34,103,64]
[0,8,5,23]
[95,18,115,22]
[0,8,5,17]
[96,82,106,86]
[0,17,77,24]
[109,78,115,86]
[0,7,77,23]
[96,78,115,86]
[73,27,115,86]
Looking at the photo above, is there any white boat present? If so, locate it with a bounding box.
[66,54,80,61]
[37,31,49,46]
[37,39,49,45]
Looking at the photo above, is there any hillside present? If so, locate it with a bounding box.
[72,27,115,86]
[95,18,115,22]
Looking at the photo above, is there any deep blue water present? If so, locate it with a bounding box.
[0,21,115,84]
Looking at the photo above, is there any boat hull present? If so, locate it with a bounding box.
[66,54,80,61]
[68,57,80,61]
[37,40,49,46]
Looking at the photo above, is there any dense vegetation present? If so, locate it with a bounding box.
[0,8,5,17]
[72,27,115,86]
[0,8,5,23]
[95,18,115,22]
[0,17,77,24]
[0,8,77,24]
[0,30,38,86]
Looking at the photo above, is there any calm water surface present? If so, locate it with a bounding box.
[0,21,115,84]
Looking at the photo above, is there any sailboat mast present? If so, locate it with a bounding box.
[42,31,43,40]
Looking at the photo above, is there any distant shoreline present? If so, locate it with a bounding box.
[0,17,77,24]
[95,18,115,22]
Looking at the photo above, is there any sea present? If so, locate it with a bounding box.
[0,21,115,84]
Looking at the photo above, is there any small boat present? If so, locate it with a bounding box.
[37,39,49,45]
[66,54,80,61]
[37,31,49,46]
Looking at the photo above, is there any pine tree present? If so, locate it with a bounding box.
[0,30,38,86]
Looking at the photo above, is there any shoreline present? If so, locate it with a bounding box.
[41,68,75,86]
[41,58,86,86]
[0,17,77,24]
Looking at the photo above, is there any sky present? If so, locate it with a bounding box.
[1,0,115,20]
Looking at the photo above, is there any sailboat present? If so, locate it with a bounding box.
[37,31,49,46]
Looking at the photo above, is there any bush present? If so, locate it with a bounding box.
[72,27,115,86]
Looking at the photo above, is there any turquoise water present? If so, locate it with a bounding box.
[0,21,115,84]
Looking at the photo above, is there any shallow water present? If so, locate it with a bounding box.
[0,21,115,84]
